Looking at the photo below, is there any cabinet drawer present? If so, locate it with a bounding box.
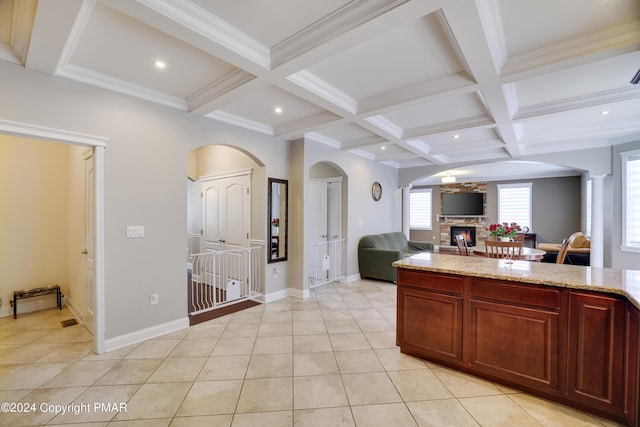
[398,270,463,294]
[469,278,560,310]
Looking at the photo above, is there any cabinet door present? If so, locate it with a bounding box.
[567,292,625,412]
[469,299,560,391]
[624,303,640,426]
[397,286,463,364]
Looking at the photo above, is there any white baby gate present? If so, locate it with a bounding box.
[190,247,262,314]
[307,238,345,287]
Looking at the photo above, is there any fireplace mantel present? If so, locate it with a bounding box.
[438,215,487,225]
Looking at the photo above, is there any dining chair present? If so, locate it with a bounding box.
[484,240,524,259]
[455,234,469,256]
[556,239,570,264]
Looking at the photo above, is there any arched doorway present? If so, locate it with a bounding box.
[186,144,266,324]
[306,162,348,288]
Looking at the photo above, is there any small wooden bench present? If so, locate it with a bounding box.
[13,285,63,319]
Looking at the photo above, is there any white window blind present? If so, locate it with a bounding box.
[622,150,640,251]
[497,183,531,229]
[410,188,432,229]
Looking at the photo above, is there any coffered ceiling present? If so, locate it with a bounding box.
[2,0,640,181]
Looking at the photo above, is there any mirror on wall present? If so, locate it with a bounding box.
[268,178,288,263]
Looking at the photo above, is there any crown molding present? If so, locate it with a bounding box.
[502,21,640,79]
[270,0,409,67]
[0,119,108,147]
[9,0,37,64]
[305,132,342,149]
[358,72,476,116]
[186,69,255,112]
[365,115,403,138]
[274,112,341,139]
[472,0,507,74]
[348,149,376,161]
[340,136,387,151]
[287,70,358,114]
[137,0,270,69]
[380,160,401,168]
[435,8,475,79]
[521,139,610,156]
[206,110,274,136]
[57,64,187,110]
[403,115,494,139]
[514,86,640,121]
[55,0,96,74]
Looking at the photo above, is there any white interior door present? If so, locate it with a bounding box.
[307,181,328,281]
[84,150,95,335]
[327,179,342,240]
[201,173,250,253]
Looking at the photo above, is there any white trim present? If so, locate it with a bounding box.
[93,146,106,353]
[137,0,270,69]
[287,70,357,114]
[104,317,190,353]
[0,119,108,147]
[262,287,311,303]
[206,110,274,136]
[199,168,253,182]
[621,149,640,253]
[343,273,361,283]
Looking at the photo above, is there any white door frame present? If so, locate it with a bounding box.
[0,119,107,354]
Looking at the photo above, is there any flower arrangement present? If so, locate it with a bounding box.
[488,222,521,238]
[271,218,279,227]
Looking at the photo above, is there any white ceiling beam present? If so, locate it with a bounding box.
[440,0,522,157]
[25,0,86,73]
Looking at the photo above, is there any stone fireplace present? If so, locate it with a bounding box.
[450,226,477,247]
[440,182,488,246]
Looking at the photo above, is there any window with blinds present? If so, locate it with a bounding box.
[622,150,640,252]
[497,183,532,229]
[410,188,432,230]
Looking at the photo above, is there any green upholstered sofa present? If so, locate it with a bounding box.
[358,232,435,282]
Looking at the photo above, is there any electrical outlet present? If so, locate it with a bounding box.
[150,292,158,305]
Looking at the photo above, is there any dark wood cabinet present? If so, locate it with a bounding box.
[397,270,463,365]
[396,268,640,426]
[468,299,560,391]
[566,292,625,412]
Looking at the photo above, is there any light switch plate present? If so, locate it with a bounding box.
[126,226,145,238]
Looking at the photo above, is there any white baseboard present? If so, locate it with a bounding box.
[343,274,361,283]
[263,287,310,303]
[64,297,84,325]
[104,317,189,353]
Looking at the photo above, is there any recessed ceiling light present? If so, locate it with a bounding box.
[274,107,283,114]
[381,146,386,150]
[600,111,609,115]
[452,134,460,139]
[154,60,166,69]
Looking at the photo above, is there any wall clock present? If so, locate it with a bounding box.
[371,181,382,201]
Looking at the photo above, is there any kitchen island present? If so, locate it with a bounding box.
[394,253,640,426]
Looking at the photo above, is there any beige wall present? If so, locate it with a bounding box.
[0,136,82,316]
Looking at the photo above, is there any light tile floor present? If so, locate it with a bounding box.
[0,279,625,426]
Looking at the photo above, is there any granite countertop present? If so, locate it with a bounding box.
[393,253,640,309]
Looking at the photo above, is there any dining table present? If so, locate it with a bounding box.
[472,244,546,261]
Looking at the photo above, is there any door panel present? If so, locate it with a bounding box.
[201,174,250,253]
[307,181,328,282]
[84,151,95,335]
